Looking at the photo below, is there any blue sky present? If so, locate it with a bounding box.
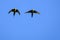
[0,0,60,40]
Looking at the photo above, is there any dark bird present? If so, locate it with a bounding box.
[25,9,40,17]
[8,8,20,16]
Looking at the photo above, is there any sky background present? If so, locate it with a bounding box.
[0,0,60,40]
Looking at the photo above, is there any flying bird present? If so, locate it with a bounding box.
[8,8,20,16]
[25,9,40,17]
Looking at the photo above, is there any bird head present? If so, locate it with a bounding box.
[14,8,16,12]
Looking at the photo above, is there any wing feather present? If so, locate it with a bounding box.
[16,10,20,15]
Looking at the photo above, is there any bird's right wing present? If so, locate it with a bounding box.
[25,10,32,13]
[8,9,13,14]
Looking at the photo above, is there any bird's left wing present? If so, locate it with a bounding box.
[16,10,20,15]
[34,10,40,14]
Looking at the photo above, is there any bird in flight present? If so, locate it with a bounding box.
[25,9,40,17]
[8,8,20,16]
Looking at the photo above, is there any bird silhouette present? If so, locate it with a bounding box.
[8,8,20,16]
[25,9,40,17]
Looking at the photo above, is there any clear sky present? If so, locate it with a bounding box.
[0,0,60,40]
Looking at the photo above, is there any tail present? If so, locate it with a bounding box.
[31,13,33,17]
[13,12,15,16]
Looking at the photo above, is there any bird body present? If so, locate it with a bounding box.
[8,8,20,16]
[25,9,40,17]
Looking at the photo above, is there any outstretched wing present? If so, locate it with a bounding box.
[25,10,32,13]
[8,9,14,14]
[34,10,40,14]
[16,10,20,15]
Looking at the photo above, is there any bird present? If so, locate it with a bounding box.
[8,8,20,16]
[25,9,40,17]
